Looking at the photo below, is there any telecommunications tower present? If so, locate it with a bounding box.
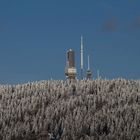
[80,36,84,79]
[86,55,92,79]
[65,49,77,79]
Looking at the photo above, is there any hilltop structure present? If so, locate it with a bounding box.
[65,37,93,80]
[86,55,92,80]
[65,49,77,79]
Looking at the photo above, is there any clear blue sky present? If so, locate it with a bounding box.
[0,0,140,84]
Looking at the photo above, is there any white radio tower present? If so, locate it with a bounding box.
[81,35,84,79]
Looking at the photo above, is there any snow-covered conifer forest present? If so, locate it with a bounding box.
[0,79,140,140]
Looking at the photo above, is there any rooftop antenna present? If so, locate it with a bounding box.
[81,35,84,80]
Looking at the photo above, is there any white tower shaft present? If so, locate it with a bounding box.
[80,36,84,79]
[81,36,83,69]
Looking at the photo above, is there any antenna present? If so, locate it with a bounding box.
[81,35,84,79]
[86,55,92,80]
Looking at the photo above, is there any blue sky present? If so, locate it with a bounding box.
[0,0,140,84]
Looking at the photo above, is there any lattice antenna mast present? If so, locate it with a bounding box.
[86,55,92,80]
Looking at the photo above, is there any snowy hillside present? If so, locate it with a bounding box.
[0,79,140,140]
